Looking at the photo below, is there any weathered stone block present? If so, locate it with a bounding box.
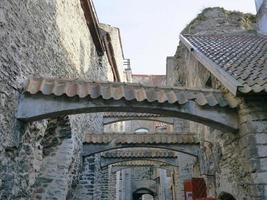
[252,172,267,184]
[256,134,267,144]
[257,145,267,157]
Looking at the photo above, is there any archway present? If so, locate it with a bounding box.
[133,188,156,200]
[135,128,149,133]
[17,77,239,132]
[218,192,236,200]
[141,194,154,200]
[82,132,200,157]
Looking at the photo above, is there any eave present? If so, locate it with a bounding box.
[80,0,105,56]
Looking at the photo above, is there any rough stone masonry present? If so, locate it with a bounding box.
[1,0,267,200]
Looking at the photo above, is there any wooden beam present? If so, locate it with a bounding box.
[16,93,239,132]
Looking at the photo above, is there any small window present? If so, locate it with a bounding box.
[135,128,149,133]
[205,76,212,88]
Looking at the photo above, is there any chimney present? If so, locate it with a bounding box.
[255,0,267,35]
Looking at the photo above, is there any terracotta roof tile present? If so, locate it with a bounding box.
[101,149,177,158]
[103,113,160,118]
[84,133,199,145]
[112,160,170,167]
[183,33,267,94]
[24,77,236,108]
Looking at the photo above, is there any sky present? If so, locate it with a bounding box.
[94,0,256,75]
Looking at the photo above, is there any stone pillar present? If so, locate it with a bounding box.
[72,156,96,200]
[93,155,109,200]
[32,117,80,200]
[108,167,117,200]
[238,97,267,199]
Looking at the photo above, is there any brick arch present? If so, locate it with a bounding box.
[17,78,239,132]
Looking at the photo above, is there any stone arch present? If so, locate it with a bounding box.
[83,133,200,157]
[218,192,236,200]
[100,158,179,168]
[103,117,174,126]
[110,162,175,173]
[133,187,157,200]
[17,78,239,132]
[83,144,200,157]
[135,128,150,133]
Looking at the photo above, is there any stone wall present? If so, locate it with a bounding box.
[168,7,267,200]
[100,23,126,81]
[0,0,116,199]
[171,45,252,198]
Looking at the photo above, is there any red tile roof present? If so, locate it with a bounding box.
[24,77,237,108]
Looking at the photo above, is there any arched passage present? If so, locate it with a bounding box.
[110,161,176,174]
[83,133,199,153]
[101,158,179,168]
[103,117,174,126]
[133,188,156,200]
[218,192,236,200]
[16,78,239,132]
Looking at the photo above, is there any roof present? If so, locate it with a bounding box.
[101,149,177,158]
[181,33,267,95]
[84,133,199,144]
[104,112,160,118]
[111,160,171,167]
[25,77,237,108]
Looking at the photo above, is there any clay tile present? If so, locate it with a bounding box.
[26,78,43,94]
[134,87,147,102]
[145,87,157,102]
[123,85,135,101]
[100,84,112,99]
[40,79,55,95]
[205,93,218,106]
[176,91,187,104]
[53,80,66,96]
[252,84,264,93]
[65,81,77,97]
[195,93,208,106]
[166,90,178,104]
[88,83,100,99]
[156,89,168,103]
[77,82,89,98]
[111,84,124,100]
